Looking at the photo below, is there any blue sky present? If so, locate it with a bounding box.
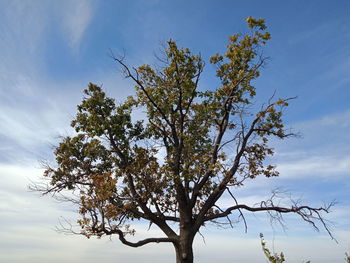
[0,0,349,262]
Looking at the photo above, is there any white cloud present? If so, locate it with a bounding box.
[297,109,350,130]
[0,1,49,54]
[0,74,82,165]
[0,0,95,76]
[60,0,95,49]
[277,155,350,179]
[271,109,350,180]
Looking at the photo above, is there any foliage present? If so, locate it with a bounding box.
[34,17,333,263]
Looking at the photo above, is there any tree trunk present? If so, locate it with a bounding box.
[174,230,194,263]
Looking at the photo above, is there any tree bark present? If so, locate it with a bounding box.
[173,214,195,262]
[174,228,194,263]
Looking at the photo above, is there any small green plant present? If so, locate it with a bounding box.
[260,233,349,263]
[260,233,312,263]
[260,233,286,263]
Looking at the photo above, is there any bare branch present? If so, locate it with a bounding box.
[106,228,177,247]
[203,201,335,239]
[226,187,247,233]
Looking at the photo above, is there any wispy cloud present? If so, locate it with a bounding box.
[271,109,350,179]
[59,0,95,49]
[278,155,350,179]
[297,109,350,130]
[0,74,83,165]
[0,1,49,55]
[0,1,96,162]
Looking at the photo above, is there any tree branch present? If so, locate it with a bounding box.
[204,202,335,239]
[110,54,173,128]
[105,228,177,247]
[190,58,266,207]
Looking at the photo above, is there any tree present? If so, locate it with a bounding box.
[35,17,333,263]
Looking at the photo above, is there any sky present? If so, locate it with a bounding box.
[0,0,349,262]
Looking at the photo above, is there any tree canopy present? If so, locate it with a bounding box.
[36,17,333,263]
